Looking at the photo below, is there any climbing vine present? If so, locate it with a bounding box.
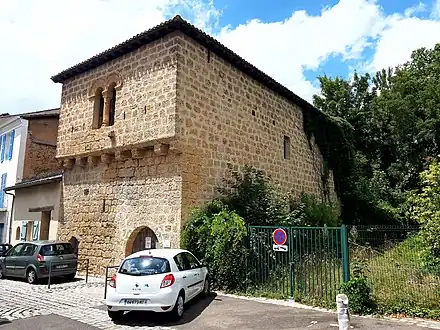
[302,107,355,204]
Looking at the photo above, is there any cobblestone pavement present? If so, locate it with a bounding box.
[1,276,440,329]
[0,276,175,330]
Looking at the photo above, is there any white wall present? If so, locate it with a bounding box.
[0,116,28,243]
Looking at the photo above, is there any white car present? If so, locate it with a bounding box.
[105,248,209,321]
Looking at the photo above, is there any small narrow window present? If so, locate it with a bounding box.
[92,88,104,129]
[283,136,290,160]
[108,84,116,126]
[15,227,20,240]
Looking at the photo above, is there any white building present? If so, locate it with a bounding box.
[0,115,28,243]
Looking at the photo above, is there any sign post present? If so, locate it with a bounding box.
[273,228,288,252]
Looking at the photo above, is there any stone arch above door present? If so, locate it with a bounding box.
[125,226,159,257]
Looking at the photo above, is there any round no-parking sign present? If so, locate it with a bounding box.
[273,228,287,245]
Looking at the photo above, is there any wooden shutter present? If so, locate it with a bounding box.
[20,221,27,241]
[32,222,40,241]
[0,135,5,163]
[8,130,14,160]
[0,173,6,208]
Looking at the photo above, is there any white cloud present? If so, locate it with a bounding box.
[2,0,440,113]
[217,0,385,101]
[0,0,219,113]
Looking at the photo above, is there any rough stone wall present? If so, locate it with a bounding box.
[56,35,182,274]
[22,117,60,180]
[175,33,336,223]
[56,33,179,159]
[59,152,182,275]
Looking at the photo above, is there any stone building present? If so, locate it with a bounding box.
[51,15,335,273]
[5,109,62,245]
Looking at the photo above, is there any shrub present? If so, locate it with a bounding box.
[339,259,376,315]
[217,165,288,226]
[181,201,247,291]
[287,192,340,227]
[407,160,440,276]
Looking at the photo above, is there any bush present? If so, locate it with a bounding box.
[339,260,376,315]
[218,166,288,226]
[181,201,248,291]
[407,160,440,276]
[287,192,340,227]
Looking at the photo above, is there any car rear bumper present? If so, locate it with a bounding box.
[106,288,179,312]
[37,266,77,278]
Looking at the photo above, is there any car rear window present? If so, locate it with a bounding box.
[40,243,73,256]
[119,256,171,276]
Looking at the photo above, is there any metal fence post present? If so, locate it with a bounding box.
[340,225,350,282]
[104,266,108,299]
[48,261,52,289]
[85,259,89,284]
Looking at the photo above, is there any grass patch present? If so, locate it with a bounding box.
[352,234,440,319]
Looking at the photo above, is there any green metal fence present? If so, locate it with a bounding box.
[246,225,349,305]
[348,225,440,311]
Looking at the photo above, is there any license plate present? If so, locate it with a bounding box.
[124,299,148,305]
[56,264,68,269]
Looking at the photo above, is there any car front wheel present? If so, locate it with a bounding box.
[202,277,210,296]
[26,269,38,284]
[0,267,4,279]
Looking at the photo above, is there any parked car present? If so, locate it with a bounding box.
[0,244,12,256]
[0,240,78,284]
[105,248,209,321]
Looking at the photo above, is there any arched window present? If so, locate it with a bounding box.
[108,83,116,126]
[92,87,104,129]
[15,227,20,240]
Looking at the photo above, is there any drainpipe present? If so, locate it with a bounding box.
[5,191,15,244]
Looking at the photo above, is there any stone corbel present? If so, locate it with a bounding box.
[63,158,75,169]
[88,155,100,166]
[115,150,131,161]
[77,157,88,168]
[154,143,169,156]
[101,153,114,164]
[131,147,146,159]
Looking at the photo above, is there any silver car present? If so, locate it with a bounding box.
[0,240,78,284]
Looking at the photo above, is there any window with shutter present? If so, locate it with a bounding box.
[32,222,40,241]
[8,130,15,160]
[0,173,6,208]
[0,135,5,163]
[20,221,27,241]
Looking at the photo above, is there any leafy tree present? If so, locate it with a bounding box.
[407,161,440,275]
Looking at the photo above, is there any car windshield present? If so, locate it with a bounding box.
[119,256,171,276]
[40,243,73,256]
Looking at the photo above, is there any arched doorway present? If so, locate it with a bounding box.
[69,236,79,257]
[125,226,159,256]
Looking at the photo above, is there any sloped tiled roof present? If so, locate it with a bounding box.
[50,15,320,117]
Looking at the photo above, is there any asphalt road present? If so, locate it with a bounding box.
[96,294,434,330]
[0,314,99,330]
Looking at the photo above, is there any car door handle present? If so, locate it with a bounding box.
[183,275,187,279]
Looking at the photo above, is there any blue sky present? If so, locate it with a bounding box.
[1,0,440,112]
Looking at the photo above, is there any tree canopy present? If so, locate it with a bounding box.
[312,44,440,225]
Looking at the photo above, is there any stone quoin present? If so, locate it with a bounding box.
[51,15,336,275]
